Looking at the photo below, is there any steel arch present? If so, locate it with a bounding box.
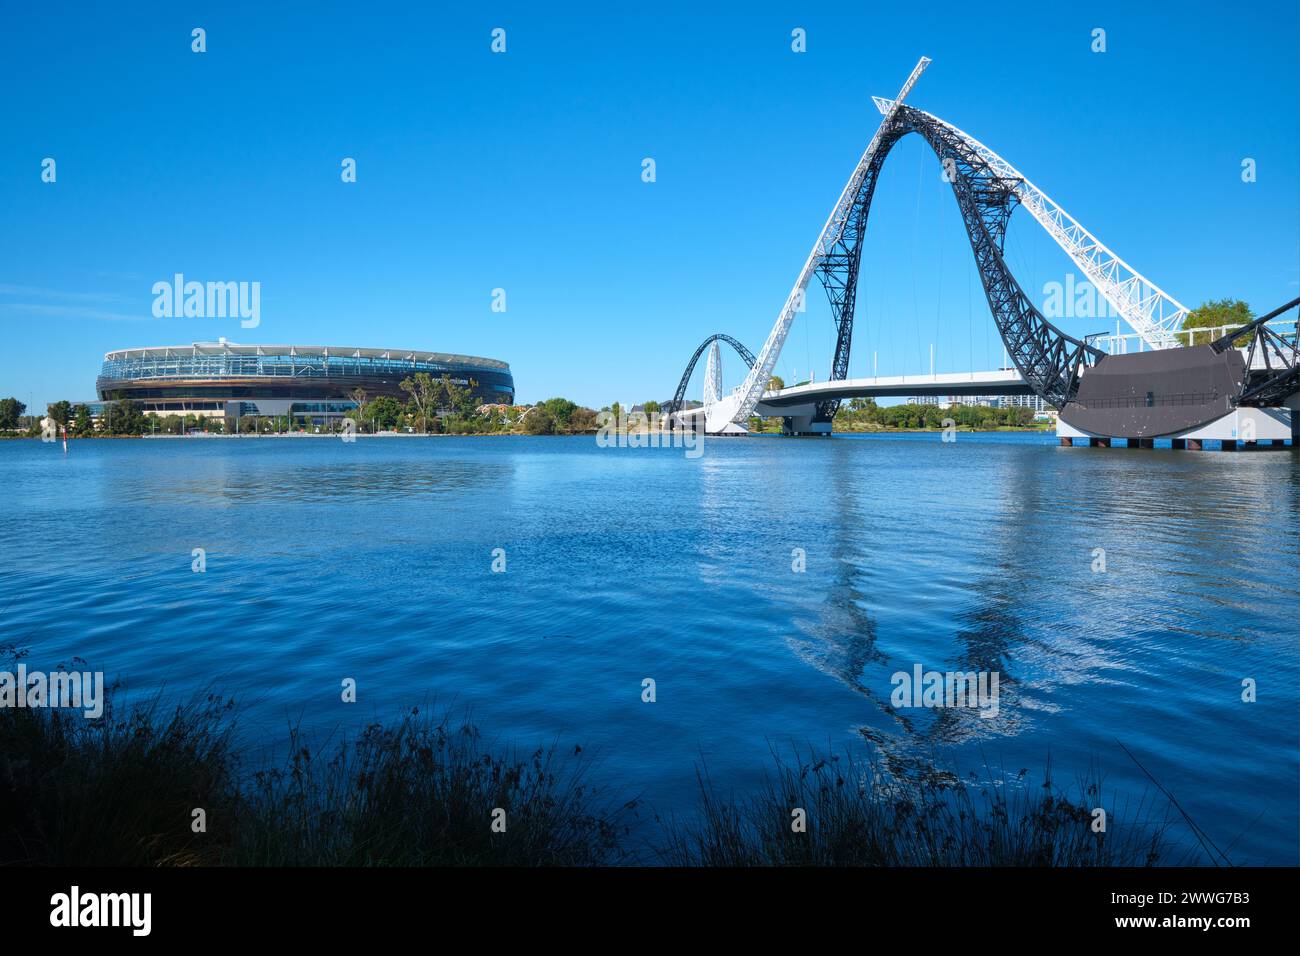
[664,333,756,418]
[811,104,1103,424]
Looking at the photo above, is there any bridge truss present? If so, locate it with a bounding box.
[882,101,1192,351]
[813,101,1106,424]
[674,57,1219,433]
[664,333,755,418]
[1215,295,1300,407]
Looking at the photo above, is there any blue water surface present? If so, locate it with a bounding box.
[1,432,1296,863]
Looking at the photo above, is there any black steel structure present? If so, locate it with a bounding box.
[810,105,1103,426]
[669,106,1104,429]
[1213,296,1300,407]
[663,333,755,418]
[669,110,1298,438]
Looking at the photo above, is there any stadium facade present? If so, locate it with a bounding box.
[94,341,514,425]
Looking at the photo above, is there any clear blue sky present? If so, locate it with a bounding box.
[2,1,1296,412]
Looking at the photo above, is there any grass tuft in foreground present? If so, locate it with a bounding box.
[0,690,238,866]
[235,710,632,866]
[657,747,1185,866]
[0,690,631,866]
[0,672,1194,867]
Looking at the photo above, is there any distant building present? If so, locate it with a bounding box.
[93,342,514,427]
[995,393,1054,414]
[905,395,995,409]
[905,393,1054,412]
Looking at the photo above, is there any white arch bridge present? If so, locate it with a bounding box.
[667,57,1300,443]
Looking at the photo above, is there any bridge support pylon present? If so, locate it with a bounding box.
[781,412,834,436]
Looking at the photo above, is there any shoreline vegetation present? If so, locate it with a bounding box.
[0,662,1198,867]
[1,389,1052,440]
[0,426,1054,439]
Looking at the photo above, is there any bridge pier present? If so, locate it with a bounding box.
[1058,407,1292,452]
[780,411,834,436]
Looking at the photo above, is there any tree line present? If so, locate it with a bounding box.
[0,376,622,437]
[2,391,1041,436]
[834,398,1040,431]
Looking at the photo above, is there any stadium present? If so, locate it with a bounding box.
[93,341,514,426]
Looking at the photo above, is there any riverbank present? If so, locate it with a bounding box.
[0,431,584,440]
[834,424,1053,433]
[1,424,1052,440]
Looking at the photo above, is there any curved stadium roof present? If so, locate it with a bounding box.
[102,342,509,371]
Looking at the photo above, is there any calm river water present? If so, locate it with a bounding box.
[1,433,1296,863]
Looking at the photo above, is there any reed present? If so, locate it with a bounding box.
[0,670,1196,868]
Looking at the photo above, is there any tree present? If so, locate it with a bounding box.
[103,399,148,436]
[347,386,369,431]
[522,406,555,434]
[0,397,26,430]
[1182,299,1253,347]
[364,396,404,431]
[768,375,785,391]
[400,372,439,433]
[568,407,599,433]
[476,406,508,432]
[72,404,95,436]
[47,400,73,427]
[440,375,478,421]
[540,397,577,429]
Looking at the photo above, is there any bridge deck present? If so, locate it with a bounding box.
[676,369,1032,420]
[758,369,1032,407]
